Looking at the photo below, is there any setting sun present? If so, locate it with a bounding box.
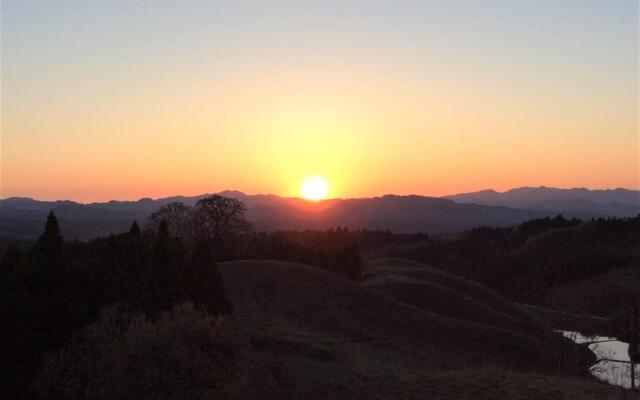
[301,177,329,201]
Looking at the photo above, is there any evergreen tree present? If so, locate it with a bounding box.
[34,212,64,263]
[129,220,141,236]
[30,211,66,300]
[6,212,74,396]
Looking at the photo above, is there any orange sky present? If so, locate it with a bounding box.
[2,1,638,202]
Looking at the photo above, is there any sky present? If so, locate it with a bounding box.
[2,0,638,202]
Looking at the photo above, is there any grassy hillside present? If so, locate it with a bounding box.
[363,258,553,340]
[214,260,635,399]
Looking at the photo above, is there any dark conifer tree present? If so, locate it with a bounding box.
[11,212,73,392]
[129,220,141,236]
[30,211,66,303]
[34,212,64,264]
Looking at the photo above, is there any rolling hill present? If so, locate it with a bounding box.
[362,258,553,339]
[217,259,629,399]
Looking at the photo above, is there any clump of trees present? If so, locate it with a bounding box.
[148,195,250,260]
[0,202,235,398]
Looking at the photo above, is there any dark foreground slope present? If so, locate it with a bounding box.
[218,260,628,399]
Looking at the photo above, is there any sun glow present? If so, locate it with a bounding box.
[301,176,329,201]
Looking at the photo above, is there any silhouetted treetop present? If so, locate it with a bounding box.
[148,202,192,238]
[193,195,251,241]
[37,211,63,250]
[129,220,141,236]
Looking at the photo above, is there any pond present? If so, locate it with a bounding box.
[560,331,638,389]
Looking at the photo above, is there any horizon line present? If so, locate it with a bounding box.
[1,185,639,205]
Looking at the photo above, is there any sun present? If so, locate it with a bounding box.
[301,176,329,201]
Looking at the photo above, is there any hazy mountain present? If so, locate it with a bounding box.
[444,187,640,217]
[0,192,553,240]
[5,187,636,241]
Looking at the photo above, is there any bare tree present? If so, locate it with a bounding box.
[193,195,251,242]
[148,202,193,238]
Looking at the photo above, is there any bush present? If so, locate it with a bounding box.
[35,303,278,400]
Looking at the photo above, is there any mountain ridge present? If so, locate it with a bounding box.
[4,185,638,206]
[2,187,638,240]
[444,186,639,217]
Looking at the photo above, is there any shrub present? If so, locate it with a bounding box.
[35,303,275,400]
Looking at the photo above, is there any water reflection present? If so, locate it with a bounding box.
[560,331,638,389]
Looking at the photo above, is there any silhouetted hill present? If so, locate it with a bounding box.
[0,192,554,240]
[444,187,640,217]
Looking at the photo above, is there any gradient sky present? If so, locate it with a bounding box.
[2,0,638,202]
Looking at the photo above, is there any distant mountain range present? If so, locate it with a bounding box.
[444,187,640,217]
[1,187,638,240]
